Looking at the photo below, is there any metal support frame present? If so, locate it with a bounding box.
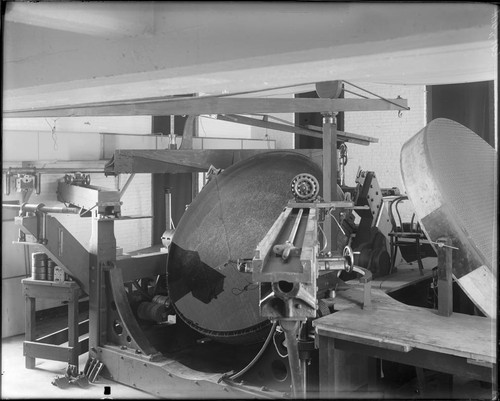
[321,114,338,253]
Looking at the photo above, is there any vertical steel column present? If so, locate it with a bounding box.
[322,114,339,252]
[88,211,116,354]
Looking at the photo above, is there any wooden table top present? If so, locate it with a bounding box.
[314,286,496,364]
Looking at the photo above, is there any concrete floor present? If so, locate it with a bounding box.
[2,332,493,399]
[1,335,156,399]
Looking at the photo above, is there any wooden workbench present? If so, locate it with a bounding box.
[313,285,496,397]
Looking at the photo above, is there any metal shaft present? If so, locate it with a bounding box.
[287,208,304,244]
[280,319,305,399]
[2,203,80,214]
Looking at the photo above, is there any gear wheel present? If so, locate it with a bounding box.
[290,173,320,202]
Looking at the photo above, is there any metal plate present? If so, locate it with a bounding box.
[167,151,322,343]
[401,118,497,316]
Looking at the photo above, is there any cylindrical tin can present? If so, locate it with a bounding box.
[32,252,48,280]
[47,259,56,281]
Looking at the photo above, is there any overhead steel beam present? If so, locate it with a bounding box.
[3,98,408,118]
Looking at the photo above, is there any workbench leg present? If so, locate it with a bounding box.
[24,296,36,369]
[416,237,424,275]
[415,367,426,396]
[68,293,79,367]
[318,336,336,398]
[319,337,377,398]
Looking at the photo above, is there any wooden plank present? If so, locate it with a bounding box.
[4,98,409,118]
[79,337,89,355]
[23,284,77,301]
[457,265,497,319]
[317,328,412,352]
[217,114,324,139]
[23,341,73,363]
[306,124,379,144]
[216,114,377,145]
[37,319,89,345]
[314,302,495,363]
[24,295,36,369]
[437,238,453,316]
[68,294,79,366]
[318,336,334,399]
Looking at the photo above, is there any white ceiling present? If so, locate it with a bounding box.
[3,2,497,112]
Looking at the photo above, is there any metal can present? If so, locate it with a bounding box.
[47,259,56,281]
[31,252,48,280]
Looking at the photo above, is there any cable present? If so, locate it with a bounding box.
[318,223,328,253]
[227,321,278,381]
[343,81,410,111]
[273,329,288,358]
[343,88,370,99]
[8,82,319,115]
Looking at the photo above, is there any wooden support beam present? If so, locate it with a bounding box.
[105,149,323,174]
[4,98,408,118]
[306,125,378,145]
[216,114,378,145]
[216,114,323,139]
[437,237,453,317]
[23,341,74,363]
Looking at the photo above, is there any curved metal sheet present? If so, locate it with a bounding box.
[401,118,497,317]
[167,151,322,343]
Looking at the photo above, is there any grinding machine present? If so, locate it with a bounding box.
[8,82,495,398]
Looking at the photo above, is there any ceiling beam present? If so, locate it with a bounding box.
[4,2,154,38]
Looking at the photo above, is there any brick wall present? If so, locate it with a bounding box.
[344,83,427,191]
